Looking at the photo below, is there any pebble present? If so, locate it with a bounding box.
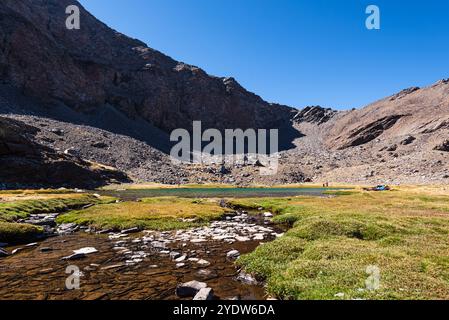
[176,263,186,268]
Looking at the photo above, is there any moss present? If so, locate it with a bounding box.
[0,195,115,222]
[56,197,229,231]
[0,222,43,245]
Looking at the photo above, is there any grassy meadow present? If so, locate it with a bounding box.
[229,187,449,300]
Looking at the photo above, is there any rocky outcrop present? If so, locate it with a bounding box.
[293,106,337,125]
[0,117,129,189]
[338,115,406,149]
[434,140,449,152]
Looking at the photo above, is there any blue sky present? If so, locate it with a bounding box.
[79,0,449,110]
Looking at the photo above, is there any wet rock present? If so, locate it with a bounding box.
[195,269,219,281]
[0,248,9,257]
[226,250,240,260]
[57,223,79,235]
[121,227,140,234]
[11,248,23,255]
[73,247,98,255]
[253,234,264,240]
[25,242,38,247]
[175,255,187,262]
[193,288,214,300]
[61,253,86,260]
[176,280,207,297]
[236,271,258,285]
[169,251,181,260]
[197,259,211,267]
[101,264,126,270]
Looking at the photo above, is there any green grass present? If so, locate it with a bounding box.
[232,189,449,300]
[56,197,229,231]
[0,222,43,245]
[0,194,115,222]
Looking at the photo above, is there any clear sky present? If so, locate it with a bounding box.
[79,0,449,110]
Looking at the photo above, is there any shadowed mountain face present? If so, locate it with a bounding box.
[0,0,298,151]
[0,116,130,189]
[0,0,448,186]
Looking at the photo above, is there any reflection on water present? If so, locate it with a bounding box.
[97,187,348,201]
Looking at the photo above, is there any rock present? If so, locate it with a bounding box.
[253,234,264,240]
[25,242,38,247]
[263,212,273,218]
[236,271,258,285]
[401,136,416,145]
[176,263,186,268]
[193,288,214,300]
[386,144,397,152]
[11,248,23,255]
[176,280,207,297]
[73,247,98,255]
[61,253,86,260]
[169,251,181,260]
[235,236,251,242]
[101,264,126,270]
[197,259,211,267]
[226,250,240,260]
[175,255,187,262]
[121,227,140,234]
[195,269,219,281]
[0,248,9,257]
[50,128,64,136]
[40,247,53,252]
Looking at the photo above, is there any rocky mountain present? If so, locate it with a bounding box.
[282,80,449,185]
[0,0,296,135]
[0,0,448,187]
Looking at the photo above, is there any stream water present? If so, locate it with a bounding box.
[0,211,286,300]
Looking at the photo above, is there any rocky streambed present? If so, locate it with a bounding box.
[0,210,284,300]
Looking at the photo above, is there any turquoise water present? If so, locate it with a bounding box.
[98,187,350,201]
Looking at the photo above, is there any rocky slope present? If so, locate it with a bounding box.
[0,116,130,189]
[285,80,449,185]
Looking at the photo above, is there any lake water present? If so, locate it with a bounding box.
[98,187,349,201]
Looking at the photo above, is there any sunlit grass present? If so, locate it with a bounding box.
[231,188,449,300]
[56,197,229,231]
